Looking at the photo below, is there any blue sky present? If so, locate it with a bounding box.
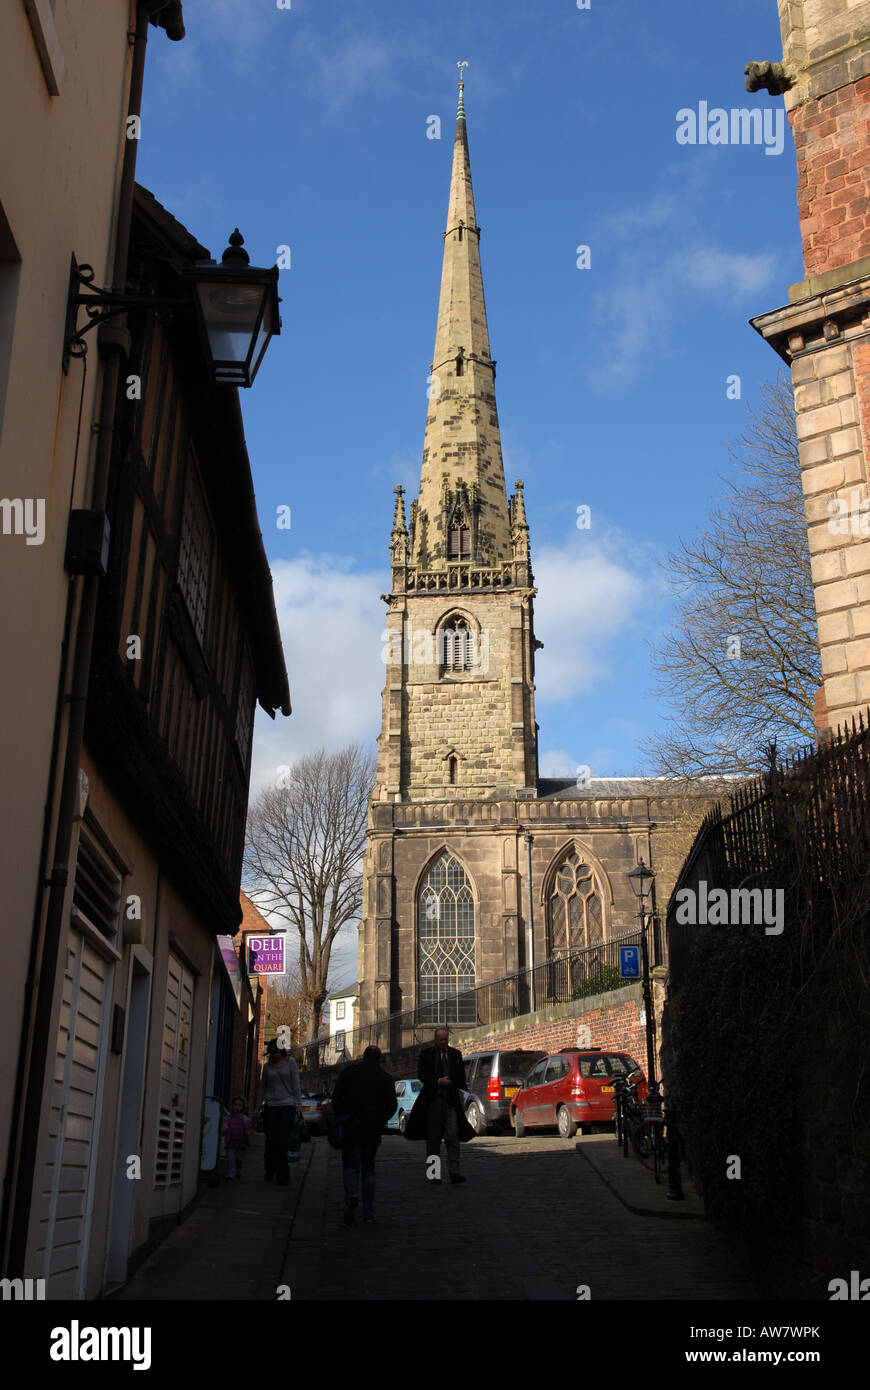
[138,0,800,982]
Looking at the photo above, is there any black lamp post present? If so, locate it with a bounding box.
[183,230,280,387]
[64,229,280,387]
[627,858,657,1091]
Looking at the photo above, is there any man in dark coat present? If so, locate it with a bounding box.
[331,1045,397,1224]
[411,1026,473,1184]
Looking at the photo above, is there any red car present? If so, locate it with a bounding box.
[510,1049,648,1138]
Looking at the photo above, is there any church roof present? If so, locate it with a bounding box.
[537,777,738,800]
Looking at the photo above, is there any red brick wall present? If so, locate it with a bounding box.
[791,76,870,278]
[465,989,654,1073]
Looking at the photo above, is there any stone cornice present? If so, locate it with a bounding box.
[750,272,870,363]
[370,794,697,833]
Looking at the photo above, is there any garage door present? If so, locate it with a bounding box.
[151,952,194,1219]
[34,931,111,1299]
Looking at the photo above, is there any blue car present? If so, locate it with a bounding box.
[386,1078,422,1134]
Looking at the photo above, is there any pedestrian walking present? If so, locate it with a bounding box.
[222,1097,251,1180]
[407,1026,474,1183]
[331,1045,398,1225]
[256,1038,303,1186]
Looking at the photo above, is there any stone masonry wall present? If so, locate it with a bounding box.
[401,590,528,795]
[752,0,870,733]
[793,339,870,730]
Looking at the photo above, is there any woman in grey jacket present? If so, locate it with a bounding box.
[256,1038,303,1185]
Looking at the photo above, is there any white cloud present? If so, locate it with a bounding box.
[249,553,386,796]
[538,747,585,778]
[318,37,391,115]
[682,248,777,295]
[533,539,649,701]
[589,243,777,388]
[603,192,684,238]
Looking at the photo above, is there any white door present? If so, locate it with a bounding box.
[35,931,111,1298]
[151,953,194,1218]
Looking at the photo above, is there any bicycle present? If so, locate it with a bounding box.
[630,1082,667,1183]
[613,1071,645,1158]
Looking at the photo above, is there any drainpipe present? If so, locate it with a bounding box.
[2,4,153,1278]
[524,832,535,1012]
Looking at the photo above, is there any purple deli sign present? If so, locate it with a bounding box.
[246,934,285,975]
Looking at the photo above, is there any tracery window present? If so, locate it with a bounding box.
[447,508,470,559]
[441,616,473,672]
[547,852,604,958]
[418,851,476,1024]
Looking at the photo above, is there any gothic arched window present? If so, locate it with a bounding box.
[547,852,604,959]
[441,616,473,672]
[418,850,476,1023]
[447,507,470,559]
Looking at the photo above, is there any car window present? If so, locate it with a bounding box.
[544,1058,564,1084]
[498,1050,546,1076]
[524,1061,546,1087]
[395,1082,405,1097]
[579,1056,610,1078]
[410,1080,422,1093]
[465,1057,478,1082]
[609,1054,641,1076]
[478,1056,493,1081]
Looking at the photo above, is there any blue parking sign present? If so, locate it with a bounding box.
[619,945,640,979]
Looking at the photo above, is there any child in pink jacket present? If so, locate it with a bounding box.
[223,1097,252,1179]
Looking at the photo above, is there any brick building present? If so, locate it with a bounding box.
[751,0,870,734]
[358,81,714,1033]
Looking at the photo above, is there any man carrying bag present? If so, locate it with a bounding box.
[405,1026,474,1183]
[330,1045,398,1225]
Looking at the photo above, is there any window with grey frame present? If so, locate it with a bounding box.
[418,850,476,1024]
[177,459,211,648]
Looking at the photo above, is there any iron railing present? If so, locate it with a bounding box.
[667,712,870,982]
[298,929,643,1070]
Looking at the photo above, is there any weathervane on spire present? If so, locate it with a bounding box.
[457,60,468,86]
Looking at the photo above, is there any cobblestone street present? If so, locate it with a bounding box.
[120,1130,756,1302]
[288,1131,755,1301]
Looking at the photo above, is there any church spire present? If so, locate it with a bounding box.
[412,65,512,568]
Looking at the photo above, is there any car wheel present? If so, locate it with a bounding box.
[466,1101,486,1135]
[557,1106,578,1139]
[398,1111,407,1135]
[512,1107,526,1137]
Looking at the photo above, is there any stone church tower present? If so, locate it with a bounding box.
[358,80,708,1032]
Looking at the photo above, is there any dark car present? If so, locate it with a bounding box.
[463,1049,547,1134]
[509,1049,647,1138]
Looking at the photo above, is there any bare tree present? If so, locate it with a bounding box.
[260,966,307,1052]
[244,744,375,1040]
[643,374,821,778]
